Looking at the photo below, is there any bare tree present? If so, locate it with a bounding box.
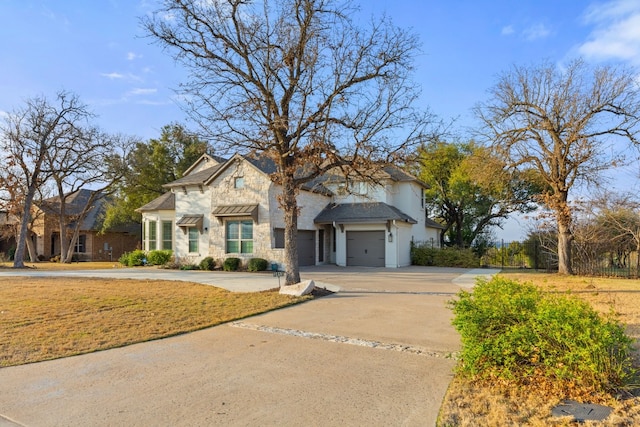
[44,126,134,263]
[475,59,640,274]
[143,0,433,284]
[589,193,640,273]
[1,91,95,268]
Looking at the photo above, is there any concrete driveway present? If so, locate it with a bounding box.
[0,266,498,426]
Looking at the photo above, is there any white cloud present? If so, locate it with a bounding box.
[128,88,158,96]
[501,25,515,36]
[127,52,141,61]
[523,23,551,41]
[100,72,143,82]
[578,0,640,64]
[101,72,125,80]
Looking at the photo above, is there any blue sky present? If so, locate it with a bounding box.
[2,0,640,238]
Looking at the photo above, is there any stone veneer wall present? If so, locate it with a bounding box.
[206,159,331,268]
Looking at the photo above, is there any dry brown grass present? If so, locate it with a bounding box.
[438,271,640,426]
[0,261,123,270]
[0,276,308,367]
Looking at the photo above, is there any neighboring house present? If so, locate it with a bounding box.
[31,189,140,262]
[137,153,443,268]
[0,210,18,259]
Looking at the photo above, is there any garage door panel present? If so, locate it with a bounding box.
[297,230,316,266]
[346,231,385,267]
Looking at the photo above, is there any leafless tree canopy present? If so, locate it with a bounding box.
[143,0,434,284]
[144,0,429,175]
[0,91,134,266]
[475,58,640,274]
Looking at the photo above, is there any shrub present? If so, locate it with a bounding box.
[411,244,479,268]
[223,257,241,271]
[199,256,216,271]
[147,250,172,266]
[247,257,268,272]
[119,250,147,267]
[180,264,200,270]
[449,276,636,393]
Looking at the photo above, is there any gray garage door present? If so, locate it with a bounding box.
[297,230,316,266]
[346,231,385,267]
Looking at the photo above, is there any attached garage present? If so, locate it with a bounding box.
[297,230,316,266]
[346,231,385,267]
[275,228,316,266]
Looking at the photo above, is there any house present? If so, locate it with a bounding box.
[137,153,443,268]
[30,190,140,262]
[0,210,18,259]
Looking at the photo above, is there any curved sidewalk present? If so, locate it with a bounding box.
[0,266,499,426]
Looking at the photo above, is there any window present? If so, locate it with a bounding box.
[148,221,157,250]
[234,177,244,189]
[188,227,199,253]
[74,235,86,253]
[226,220,253,253]
[351,181,367,195]
[161,221,173,250]
[421,189,426,209]
[274,228,285,249]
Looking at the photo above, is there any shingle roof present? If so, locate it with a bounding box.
[40,189,106,231]
[136,192,175,212]
[163,163,225,188]
[425,217,445,229]
[314,202,417,224]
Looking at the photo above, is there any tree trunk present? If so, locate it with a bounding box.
[12,190,36,268]
[282,176,300,286]
[58,215,71,263]
[25,233,38,262]
[557,218,574,275]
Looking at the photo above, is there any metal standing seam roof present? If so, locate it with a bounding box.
[176,214,204,231]
[314,202,417,224]
[212,204,259,223]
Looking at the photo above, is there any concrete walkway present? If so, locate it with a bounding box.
[0,266,499,426]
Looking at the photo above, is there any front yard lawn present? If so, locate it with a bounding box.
[0,276,308,367]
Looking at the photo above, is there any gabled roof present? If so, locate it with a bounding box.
[181,153,226,176]
[163,163,226,189]
[314,202,417,225]
[136,192,175,212]
[39,189,106,231]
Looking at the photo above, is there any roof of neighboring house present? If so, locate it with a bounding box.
[39,189,138,233]
[314,202,417,225]
[39,189,105,230]
[136,192,176,212]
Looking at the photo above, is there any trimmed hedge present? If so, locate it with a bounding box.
[411,245,479,268]
[118,250,147,267]
[199,256,216,271]
[223,257,241,271]
[147,250,172,266]
[449,276,636,393]
[247,258,268,272]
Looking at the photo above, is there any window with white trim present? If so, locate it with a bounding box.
[148,221,157,250]
[226,220,253,253]
[188,227,199,253]
[161,221,173,250]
